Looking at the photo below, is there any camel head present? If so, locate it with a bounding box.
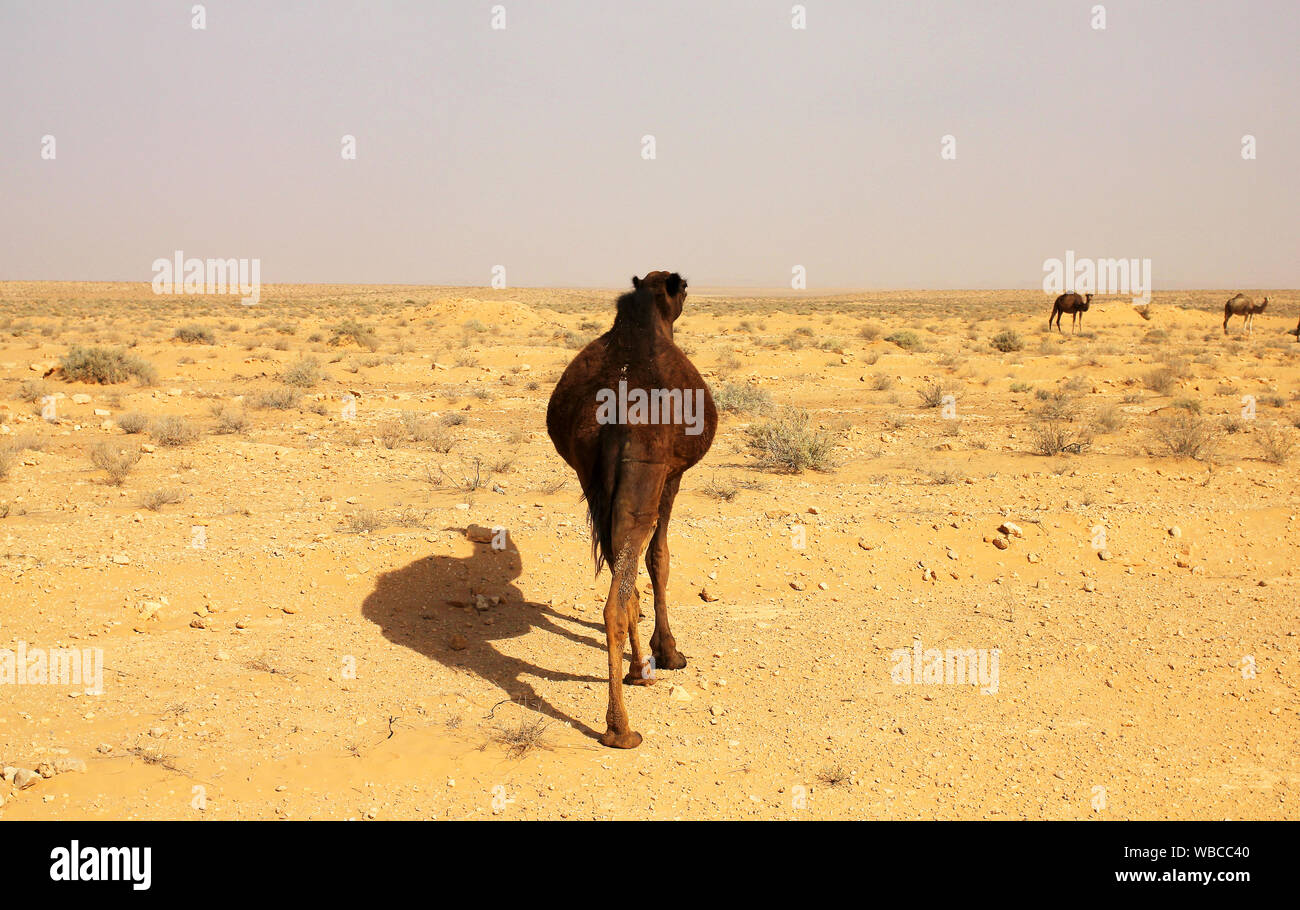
[1082,293,1093,309]
[631,271,688,323]
[1258,297,1269,313]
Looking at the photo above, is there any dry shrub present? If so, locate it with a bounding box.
[91,441,142,485]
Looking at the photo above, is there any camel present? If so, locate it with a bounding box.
[1049,292,1092,333]
[546,271,717,748]
[1223,293,1268,335]
[1289,310,1299,341]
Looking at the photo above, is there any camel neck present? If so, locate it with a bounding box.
[612,302,673,352]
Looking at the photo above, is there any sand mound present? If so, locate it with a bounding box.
[419,297,545,331]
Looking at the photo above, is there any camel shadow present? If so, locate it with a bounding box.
[361,531,606,740]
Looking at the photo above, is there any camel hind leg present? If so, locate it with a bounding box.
[646,473,686,671]
[600,459,667,748]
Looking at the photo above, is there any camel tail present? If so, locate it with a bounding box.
[584,425,625,575]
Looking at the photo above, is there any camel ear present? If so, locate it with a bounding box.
[631,275,641,290]
[665,273,682,297]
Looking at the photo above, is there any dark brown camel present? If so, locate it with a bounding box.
[1049,292,1092,333]
[1223,293,1268,335]
[546,271,717,748]
[1289,310,1299,341]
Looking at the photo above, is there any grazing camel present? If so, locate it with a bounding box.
[1049,292,1093,333]
[546,271,717,748]
[1223,293,1268,335]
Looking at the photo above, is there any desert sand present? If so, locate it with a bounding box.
[0,282,1296,820]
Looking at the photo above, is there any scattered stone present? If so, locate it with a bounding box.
[998,522,1024,538]
[14,768,39,790]
[789,581,806,591]
[698,588,719,602]
[992,537,1009,550]
[466,524,496,543]
[448,634,468,651]
[669,685,692,702]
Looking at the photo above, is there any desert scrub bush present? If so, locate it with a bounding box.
[1170,397,1202,414]
[990,329,1023,353]
[1036,391,1078,421]
[15,379,49,403]
[425,428,455,453]
[884,330,923,351]
[377,420,406,449]
[870,372,894,391]
[1090,404,1125,434]
[1255,424,1294,464]
[211,408,249,435]
[90,441,142,485]
[713,382,774,415]
[345,508,385,534]
[0,445,17,479]
[744,408,836,473]
[858,321,882,341]
[250,388,300,410]
[150,415,201,447]
[281,356,323,388]
[139,487,184,511]
[1030,418,1092,456]
[463,319,488,333]
[441,412,467,427]
[173,325,215,345]
[1149,411,1220,461]
[1009,381,1032,393]
[1142,367,1178,394]
[59,346,156,385]
[917,380,951,409]
[117,411,150,434]
[328,320,380,351]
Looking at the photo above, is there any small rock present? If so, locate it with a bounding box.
[669,685,692,702]
[992,537,1009,550]
[465,524,495,544]
[998,522,1024,538]
[14,768,39,790]
[448,634,468,651]
[789,581,806,591]
[1097,549,1112,561]
[698,588,719,602]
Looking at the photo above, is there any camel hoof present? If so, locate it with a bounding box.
[655,649,687,671]
[625,671,656,686]
[600,729,643,749]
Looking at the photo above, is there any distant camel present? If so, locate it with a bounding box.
[1223,294,1268,335]
[1049,292,1093,333]
[546,271,717,748]
[1288,310,1299,341]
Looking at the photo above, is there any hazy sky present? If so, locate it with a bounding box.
[1,0,1296,288]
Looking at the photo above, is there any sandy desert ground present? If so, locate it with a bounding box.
[0,282,1296,820]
